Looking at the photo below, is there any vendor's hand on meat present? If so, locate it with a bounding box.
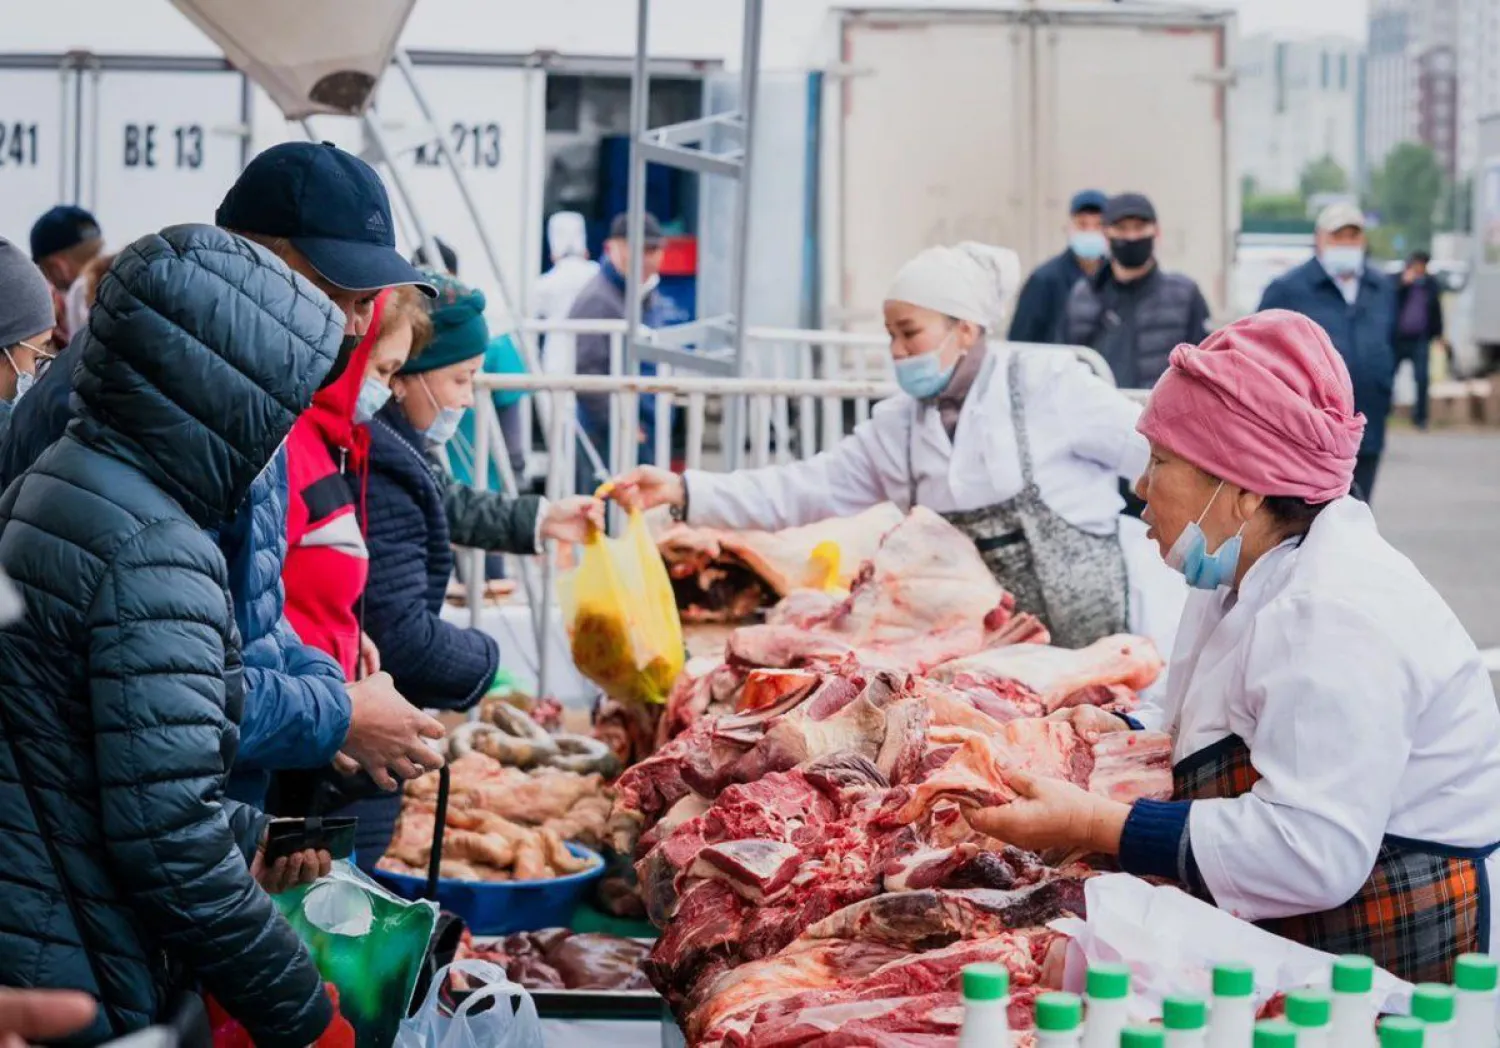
[251,843,332,895]
[343,671,447,790]
[609,466,685,513]
[540,495,606,544]
[358,631,381,678]
[0,989,96,1048]
[1047,704,1132,743]
[968,769,1130,855]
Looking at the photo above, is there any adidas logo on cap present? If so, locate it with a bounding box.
[366,211,388,233]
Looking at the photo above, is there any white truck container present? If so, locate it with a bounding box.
[822,2,1236,334]
[1467,112,1500,374]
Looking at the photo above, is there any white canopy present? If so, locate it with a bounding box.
[168,0,416,118]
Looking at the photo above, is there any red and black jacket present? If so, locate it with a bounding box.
[282,290,390,678]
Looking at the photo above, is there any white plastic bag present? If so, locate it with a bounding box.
[1049,874,1413,1021]
[394,960,544,1048]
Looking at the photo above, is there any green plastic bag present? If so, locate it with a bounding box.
[274,861,439,1048]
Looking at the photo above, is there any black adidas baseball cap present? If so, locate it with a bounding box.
[216,141,435,297]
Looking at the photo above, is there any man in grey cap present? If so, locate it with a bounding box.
[0,238,58,446]
[1061,191,1212,389]
[1258,201,1395,501]
[566,211,668,493]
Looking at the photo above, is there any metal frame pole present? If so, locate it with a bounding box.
[623,0,652,421]
[391,52,543,392]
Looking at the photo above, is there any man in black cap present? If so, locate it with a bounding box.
[1061,191,1212,389]
[1008,189,1109,344]
[0,141,447,809]
[566,211,668,493]
[29,204,104,345]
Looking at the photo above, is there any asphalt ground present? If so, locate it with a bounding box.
[1370,428,1500,694]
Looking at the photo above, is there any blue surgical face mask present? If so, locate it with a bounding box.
[1165,481,1246,591]
[893,328,960,400]
[1069,230,1109,261]
[354,377,392,425]
[1320,245,1365,279]
[3,346,44,405]
[418,375,465,448]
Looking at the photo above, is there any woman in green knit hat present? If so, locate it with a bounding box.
[353,272,600,869]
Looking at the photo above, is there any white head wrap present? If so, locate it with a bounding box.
[884,241,1022,330]
[547,211,588,261]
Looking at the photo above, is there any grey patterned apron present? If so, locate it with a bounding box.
[909,351,1129,649]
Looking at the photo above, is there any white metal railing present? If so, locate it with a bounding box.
[457,323,1146,700]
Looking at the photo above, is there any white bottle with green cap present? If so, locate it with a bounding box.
[1120,1027,1166,1048]
[1330,955,1377,1048]
[1081,963,1132,1048]
[1453,953,1499,1048]
[1408,983,1455,1048]
[1251,1020,1297,1048]
[1283,989,1331,1048]
[1036,992,1084,1048]
[957,963,1010,1047]
[1207,964,1256,1048]
[1163,996,1208,1048]
[1377,1016,1424,1048]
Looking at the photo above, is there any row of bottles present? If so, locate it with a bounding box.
[958,953,1500,1047]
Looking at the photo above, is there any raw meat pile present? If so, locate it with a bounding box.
[379,752,612,883]
[656,504,904,623]
[458,928,652,991]
[607,508,1174,1046]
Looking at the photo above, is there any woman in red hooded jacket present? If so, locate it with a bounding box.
[284,288,433,677]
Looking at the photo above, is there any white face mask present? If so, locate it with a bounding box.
[3,343,51,405]
[417,374,464,448]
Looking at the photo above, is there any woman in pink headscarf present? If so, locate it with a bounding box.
[973,310,1500,982]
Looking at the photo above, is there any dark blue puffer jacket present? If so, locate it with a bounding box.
[0,225,340,1045]
[352,402,520,864]
[0,262,351,809]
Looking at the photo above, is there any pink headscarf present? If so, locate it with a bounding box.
[1137,310,1366,502]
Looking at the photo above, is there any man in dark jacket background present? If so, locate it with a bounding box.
[1258,201,1396,500]
[1008,189,1109,344]
[1393,249,1446,430]
[1061,192,1212,389]
[0,224,340,1045]
[0,142,447,803]
[567,211,669,494]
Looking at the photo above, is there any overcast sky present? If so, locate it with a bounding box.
[1222,0,1369,41]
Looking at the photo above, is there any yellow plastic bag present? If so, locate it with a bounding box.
[557,508,684,705]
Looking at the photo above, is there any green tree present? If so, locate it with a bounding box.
[1242,192,1308,223]
[1298,155,1349,199]
[1365,142,1445,255]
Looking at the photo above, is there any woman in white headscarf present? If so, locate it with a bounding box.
[612,242,1184,654]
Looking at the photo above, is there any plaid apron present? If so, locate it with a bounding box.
[908,351,1128,649]
[1174,734,1498,984]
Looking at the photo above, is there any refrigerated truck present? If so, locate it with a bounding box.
[820,1,1237,332]
[1468,112,1500,375]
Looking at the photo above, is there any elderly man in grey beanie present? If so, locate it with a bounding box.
[0,238,57,445]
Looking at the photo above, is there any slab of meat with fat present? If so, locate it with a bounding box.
[656,504,905,623]
[876,722,1174,827]
[928,633,1164,713]
[696,930,1062,1047]
[798,881,1087,950]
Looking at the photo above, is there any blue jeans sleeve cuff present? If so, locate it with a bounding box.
[1119,799,1192,882]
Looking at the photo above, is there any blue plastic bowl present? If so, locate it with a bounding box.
[374,843,605,934]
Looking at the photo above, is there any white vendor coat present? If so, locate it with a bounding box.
[1153,496,1500,941]
[686,345,1187,658]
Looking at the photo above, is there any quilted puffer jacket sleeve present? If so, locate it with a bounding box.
[228,457,352,773]
[236,617,351,771]
[440,469,544,554]
[364,463,499,710]
[90,519,331,1047]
